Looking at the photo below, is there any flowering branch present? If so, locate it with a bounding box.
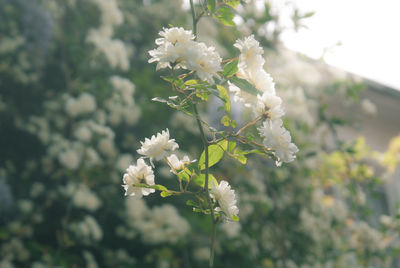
[122,1,299,267]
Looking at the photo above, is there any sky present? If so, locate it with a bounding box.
[280,0,400,90]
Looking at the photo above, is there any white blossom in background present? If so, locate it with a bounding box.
[137,129,179,164]
[98,138,116,157]
[65,93,97,117]
[86,0,130,70]
[116,154,134,172]
[193,247,210,262]
[361,98,377,116]
[258,119,298,165]
[74,125,92,142]
[86,147,101,167]
[72,215,103,243]
[210,180,239,221]
[124,198,190,244]
[83,250,99,268]
[138,204,190,244]
[220,221,241,238]
[73,184,102,211]
[122,159,155,197]
[110,76,135,105]
[92,0,123,28]
[58,148,81,170]
[106,76,141,126]
[148,27,221,84]
[166,154,190,172]
[87,33,130,70]
[30,182,45,198]
[280,87,316,127]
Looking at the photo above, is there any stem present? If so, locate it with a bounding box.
[189,0,198,39]
[193,104,217,267]
[210,219,216,267]
[189,1,217,266]
[235,115,263,136]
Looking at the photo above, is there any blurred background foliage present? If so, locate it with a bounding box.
[0,0,399,267]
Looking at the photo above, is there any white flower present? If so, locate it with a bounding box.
[231,35,276,101]
[148,27,221,83]
[257,119,298,165]
[149,27,194,70]
[122,158,155,197]
[228,81,254,107]
[155,27,195,46]
[184,42,222,84]
[137,129,179,164]
[248,68,275,94]
[149,42,185,70]
[210,180,239,221]
[234,35,265,73]
[166,154,190,172]
[254,91,284,120]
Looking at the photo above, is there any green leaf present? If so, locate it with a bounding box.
[207,0,216,13]
[303,11,315,18]
[217,85,231,114]
[225,0,240,8]
[160,191,172,197]
[186,200,198,207]
[246,133,255,141]
[228,140,236,152]
[178,170,190,182]
[184,79,198,86]
[229,76,259,96]
[222,60,238,77]
[331,117,349,126]
[233,148,247,164]
[199,140,228,170]
[221,115,230,126]
[135,184,168,191]
[215,6,235,26]
[196,91,210,101]
[232,214,240,221]
[192,208,203,213]
[193,173,218,188]
[161,76,185,89]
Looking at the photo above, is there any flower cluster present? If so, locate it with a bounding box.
[122,159,155,198]
[210,180,239,221]
[149,27,222,84]
[258,119,299,164]
[230,35,298,165]
[122,129,180,197]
